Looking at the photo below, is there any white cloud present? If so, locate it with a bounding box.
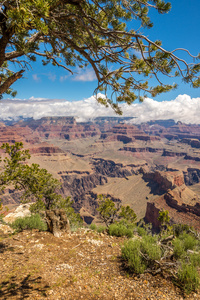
[0,94,200,124]
[59,68,96,82]
[29,96,49,101]
[32,74,41,82]
[60,75,68,82]
[72,68,96,82]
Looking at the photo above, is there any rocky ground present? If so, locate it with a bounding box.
[0,228,200,300]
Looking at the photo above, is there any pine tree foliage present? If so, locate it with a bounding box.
[0,1,200,112]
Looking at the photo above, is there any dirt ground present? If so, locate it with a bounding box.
[0,228,200,300]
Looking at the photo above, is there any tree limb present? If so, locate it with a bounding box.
[0,70,24,95]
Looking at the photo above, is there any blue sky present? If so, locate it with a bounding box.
[5,0,199,103]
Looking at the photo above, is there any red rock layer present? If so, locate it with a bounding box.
[0,124,39,145]
[32,117,101,140]
[101,124,158,143]
[144,170,200,231]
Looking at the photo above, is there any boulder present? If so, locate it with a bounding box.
[3,203,32,223]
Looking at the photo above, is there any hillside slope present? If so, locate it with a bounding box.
[0,229,198,300]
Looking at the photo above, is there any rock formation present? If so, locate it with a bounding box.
[3,203,32,223]
[144,170,200,231]
[21,116,100,140]
[100,124,159,143]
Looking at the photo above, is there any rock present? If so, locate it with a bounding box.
[3,203,32,223]
[100,124,157,143]
[25,116,100,140]
[145,184,200,231]
[0,224,14,234]
[29,145,65,155]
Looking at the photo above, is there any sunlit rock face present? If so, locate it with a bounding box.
[3,204,32,223]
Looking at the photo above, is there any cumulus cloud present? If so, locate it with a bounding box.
[0,94,200,124]
[59,68,96,82]
[72,68,96,82]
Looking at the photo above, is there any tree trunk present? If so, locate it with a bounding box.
[45,209,70,237]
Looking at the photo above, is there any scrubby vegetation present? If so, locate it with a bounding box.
[89,223,107,233]
[108,220,136,238]
[122,221,200,294]
[10,213,47,232]
[95,198,200,295]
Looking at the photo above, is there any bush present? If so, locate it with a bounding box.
[179,232,198,251]
[190,253,200,267]
[11,214,47,232]
[136,226,147,237]
[121,220,200,295]
[177,263,200,294]
[173,232,199,260]
[90,223,97,231]
[121,236,161,274]
[173,224,191,237]
[97,195,137,227]
[97,225,106,233]
[173,238,185,259]
[108,223,133,238]
[121,239,146,274]
[88,224,106,233]
[136,222,153,236]
[140,235,161,261]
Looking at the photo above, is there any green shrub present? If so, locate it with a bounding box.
[179,232,197,251]
[119,206,137,223]
[140,235,161,260]
[173,224,191,237]
[121,239,146,274]
[190,253,200,267]
[173,232,199,259]
[11,214,47,232]
[121,236,161,274]
[173,238,185,259]
[90,223,97,231]
[136,226,147,237]
[108,223,133,238]
[97,225,106,233]
[177,263,200,294]
[121,222,200,295]
[97,195,137,227]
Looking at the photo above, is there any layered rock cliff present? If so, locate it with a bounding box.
[144,170,200,231]
[100,124,158,143]
[21,117,100,140]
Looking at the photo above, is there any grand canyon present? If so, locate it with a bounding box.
[1,116,200,231]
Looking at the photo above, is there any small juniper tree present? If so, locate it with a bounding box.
[0,142,82,235]
[97,195,120,227]
[158,210,171,234]
[97,195,137,227]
